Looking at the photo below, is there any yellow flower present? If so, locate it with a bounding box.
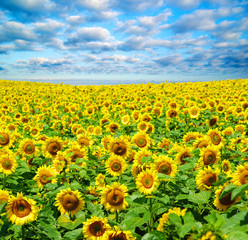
[0,151,17,175]
[103,226,136,240]
[175,146,193,165]
[95,173,106,190]
[33,165,57,189]
[5,193,39,225]
[152,155,178,180]
[105,155,128,177]
[108,136,131,159]
[0,128,13,148]
[193,136,210,149]
[132,132,152,149]
[136,169,159,195]
[221,160,232,175]
[55,188,85,216]
[83,216,111,240]
[207,129,225,148]
[101,182,129,213]
[231,162,248,186]
[198,145,220,166]
[42,136,63,158]
[196,166,220,191]
[189,106,200,119]
[19,138,39,156]
[158,138,172,150]
[0,189,10,204]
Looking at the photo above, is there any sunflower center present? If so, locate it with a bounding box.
[112,143,127,156]
[71,151,84,162]
[39,174,51,185]
[0,133,9,146]
[107,189,124,206]
[48,142,61,155]
[62,193,79,211]
[89,221,105,236]
[12,199,31,218]
[223,164,229,172]
[24,143,35,154]
[209,118,217,127]
[219,192,234,205]
[204,151,216,165]
[211,134,221,145]
[136,137,147,147]
[169,110,177,118]
[158,163,171,175]
[180,152,190,164]
[109,232,127,240]
[142,175,154,188]
[111,162,121,171]
[2,159,12,170]
[204,173,217,186]
[110,124,118,132]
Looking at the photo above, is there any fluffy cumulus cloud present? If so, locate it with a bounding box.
[0,0,247,82]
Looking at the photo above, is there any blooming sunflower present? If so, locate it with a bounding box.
[77,134,94,147]
[175,146,193,165]
[83,216,111,240]
[19,138,38,156]
[231,162,248,186]
[137,121,149,132]
[152,155,178,180]
[182,132,201,145]
[207,129,225,148]
[136,169,159,195]
[133,149,152,166]
[0,189,10,204]
[108,122,120,134]
[33,165,57,189]
[103,226,136,240]
[196,166,220,191]
[166,108,178,119]
[42,136,63,158]
[101,182,129,213]
[0,151,17,175]
[221,160,232,175]
[101,135,114,151]
[0,128,13,148]
[213,184,240,211]
[5,192,39,225]
[105,155,128,177]
[132,132,151,149]
[108,136,131,159]
[208,116,219,128]
[121,114,130,125]
[65,143,88,166]
[55,188,85,216]
[193,136,210,149]
[198,145,220,166]
[189,105,200,119]
[95,173,106,190]
[157,207,187,232]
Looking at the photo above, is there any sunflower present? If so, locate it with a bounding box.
[198,145,220,166]
[103,226,136,240]
[52,159,65,174]
[108,122,120,134]
[77,134,94,147]
[189,106,200,119]
[132,132,151,149]
[0,189,10,204]
[83,216,111,240]
[166,108,178,119]
[199,231,217,240]
[213,184,240,211]
[207,129,225,148]
[152,155,178,180]
[95,173,106,190]
[158,138,172,151]
[19,138,38,156]
[105,155,128,177]
[137,121,148,132]
[221,160,232,175]
[108,136,131,159]
[133,149,152,166]
[0,151,17,175]
[157,207,187,232]
[208,116,219,128]
[33,165,57,189]
[65,143,88,166]
[121,114,130,125]
[231,162,248,186]
[196,166,220,191]
[101,182,129,212]
[5,192,39,225]
[182,132,201,145]
[131,110,140,122]
[136,169,159,195]
[175,146,192,165]
[101,135,114,151]
[42,136,63,158]
[85,186,99,204]
[193,136,210,149]
[55,188,85,216]
[0,128,13,148]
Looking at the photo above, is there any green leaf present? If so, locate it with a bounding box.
[175,194,188,201]
[58,215,83,230]
[219,184,236,200]
[141,231,166,240]
[231,183,248,201]
[0,203,6,213]
[154,195,170,205]
[188,191,211,204]
[227,231,248,240]
[63,228,83,240]
[178,162,195,171]
[39,220,62,239]
[169,213,182,227]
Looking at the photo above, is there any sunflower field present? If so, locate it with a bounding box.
[0,79,248,240]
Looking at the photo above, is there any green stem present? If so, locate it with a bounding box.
[148,197,154,233]
[22,224,25,240]
[3,174,6,189]
[116,210,119,223]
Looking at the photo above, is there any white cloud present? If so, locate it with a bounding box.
[166,0,200,9]
[77,0,110,11]
[33,19,65,33]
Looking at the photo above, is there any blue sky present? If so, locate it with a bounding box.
[0,0,248,85]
